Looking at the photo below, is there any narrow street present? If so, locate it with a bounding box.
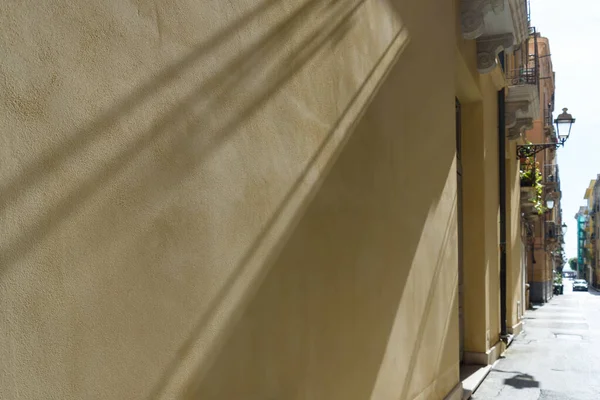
[473,280,600,399]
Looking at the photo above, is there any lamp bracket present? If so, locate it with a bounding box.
[517,142,564,158]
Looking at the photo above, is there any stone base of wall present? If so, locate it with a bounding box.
[443,382,463,400]
[529,281,552,303]
[462,340,503,366]
[508,321,523,336]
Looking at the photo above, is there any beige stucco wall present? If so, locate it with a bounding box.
[481,76,500,349]
[461,99,487,355]
[458,66,502,358]
[0,1,462,399]
[507,140,524,330]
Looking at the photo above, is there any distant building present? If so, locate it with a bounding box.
[521,33,565,303]
[580,177,600,286]
[576,205,591,280]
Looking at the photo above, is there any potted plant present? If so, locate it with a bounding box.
[518,142,534,165]
[520,156,539,211]
[520,167,534,187]
[520,156,546,214]
[532,162,546,215]
[553,273,563,295]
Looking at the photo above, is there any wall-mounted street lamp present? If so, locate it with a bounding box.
[516,108,576,157]
[561,223,568,235]
[555,108,576,140]
[546,196,555,210]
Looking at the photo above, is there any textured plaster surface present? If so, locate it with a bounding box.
[460,99,488,355]
[481,73,501,348]
[0,0,463,399]
[458,72,505,357]
[507,139,525,329]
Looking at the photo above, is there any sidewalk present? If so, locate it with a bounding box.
[471,287,600,399]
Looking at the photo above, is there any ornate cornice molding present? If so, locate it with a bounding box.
[505,100,530,128]
[508,118,533,140]
[461,0,505,39]
[476,34,514,74]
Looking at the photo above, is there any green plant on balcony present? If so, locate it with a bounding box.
[519,152,535,186]
[533,170,546,215]
[520,166,534,186]
[519,155,546,215]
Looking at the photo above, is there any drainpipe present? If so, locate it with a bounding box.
[498,87,508,341]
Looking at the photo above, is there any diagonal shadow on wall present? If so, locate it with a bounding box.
[0,0,282,213]
[2,0,459,398]
[0,0,364,270]
[398,196,458,400]
[181,101,457,400]
[170,23,457,400]
[144,23,412,400]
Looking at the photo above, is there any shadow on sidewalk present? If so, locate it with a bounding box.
[503,373,540,390]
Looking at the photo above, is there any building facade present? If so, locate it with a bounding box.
[0,1,544,399]
[576,206,590,280]
[517,33,566,304]
[580,178,600,285]
[591,179,600,286]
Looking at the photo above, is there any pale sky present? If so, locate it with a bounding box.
[530,0,600,260]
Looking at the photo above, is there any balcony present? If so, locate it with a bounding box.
[460,0,539,140]
[506,67,536,85]
[543,109,558,141]
[519,183,537,217]
[505,65,540,133]
[520,159,538,211]
[461,0,529,73]
[544,164,560,189]
[504,32,540,139]
[546,222,557,243]
[520,187,535,207]
[547,134,559,156]
[543,109,553,128]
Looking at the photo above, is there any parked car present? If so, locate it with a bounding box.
[573,279,589,292]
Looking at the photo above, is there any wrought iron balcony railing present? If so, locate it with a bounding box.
[506,68,537,86]
[546,222,557,241]
[544,164,559,186]
[543,109,553,129]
